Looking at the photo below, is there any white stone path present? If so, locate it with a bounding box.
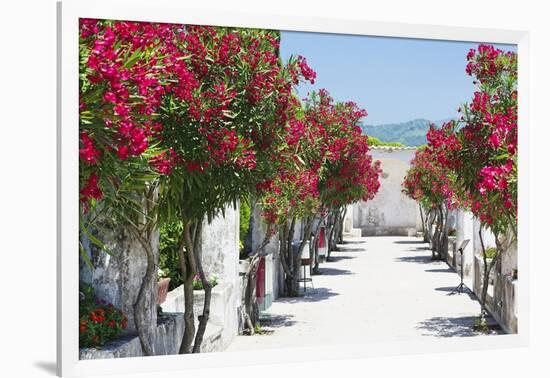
[226,236,500,352]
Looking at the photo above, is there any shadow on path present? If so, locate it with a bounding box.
[425,268,453,273]
[325,255,357,262]
[340,240,367,245]
[333,247,366,253]
[393,240,426,245]
[276,287,339,304]
[417,315,503,337]
[259,313,298,329]
[316,267,354,276]
[434,286,460,292]
[395,255,434,264]
[434,286,477,300]
[417,316,482,337]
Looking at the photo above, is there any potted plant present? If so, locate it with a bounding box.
[157,269,171,305]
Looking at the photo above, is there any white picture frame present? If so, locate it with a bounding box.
[57,0,530,376]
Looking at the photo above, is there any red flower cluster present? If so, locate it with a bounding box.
[149,149,179,175]
[79,132,100,165]
[295,56,316,84]
[80,173,103,212]
[79,301,127,348]
[466,44,516,84]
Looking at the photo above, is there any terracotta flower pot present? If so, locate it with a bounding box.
[157,277,171,305]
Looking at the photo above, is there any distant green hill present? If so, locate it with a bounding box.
[361,118,454,147]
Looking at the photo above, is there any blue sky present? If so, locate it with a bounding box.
[280,31,516,125]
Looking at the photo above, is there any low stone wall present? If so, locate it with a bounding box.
[80,312,183,359]
[362,226,417,237]
[161,282,236,350]
[79,311,225,359]
[473,256,518,333]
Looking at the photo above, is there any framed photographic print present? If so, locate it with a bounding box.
[57,0,529,376]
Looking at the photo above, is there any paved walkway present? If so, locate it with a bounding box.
[226,236,499,352]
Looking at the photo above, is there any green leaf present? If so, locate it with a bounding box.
[79,242,94,270]
[80,221,115,257]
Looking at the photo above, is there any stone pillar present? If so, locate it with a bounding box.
[201,205,239,285]
[80,224,160,336]
[200,204,240,346]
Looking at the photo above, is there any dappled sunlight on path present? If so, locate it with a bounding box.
[226,236,501,352]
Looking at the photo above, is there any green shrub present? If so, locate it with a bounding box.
[473,316,489,333]
[239,199,251,251]
[192,274,218,290]
[79,283,127,348]
[159,221,185,291]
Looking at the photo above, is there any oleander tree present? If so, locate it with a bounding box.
[79,19,186,355]
[154,26,317,352]
[259,89,381,296]
[402,122,460,259]
[451,44,518,316]
[404,44,517,318]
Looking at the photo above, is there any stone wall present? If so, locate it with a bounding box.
[80,203,243,358]
[451,211,518,334]
[80,224,160,337]
[352,147,421,236]
[473,256,518,333]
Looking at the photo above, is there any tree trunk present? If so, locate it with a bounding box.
[178,222,198,354]
[128,225,156,356]
[426,208,435,245]
[430,208,440,260]
[240,225,274,334]
[419,204,427,242]
[437,203,448,260]
[192,222,213,353]
[278,216,313,297]
[337,207,346,244]
[284,218,297,296]
[289,217,314,297]
[479,228,501,318]
[326,209,338,261]
[311,216,326,274]
[243,255,260,334]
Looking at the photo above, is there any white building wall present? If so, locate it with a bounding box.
[353,147,420,236]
